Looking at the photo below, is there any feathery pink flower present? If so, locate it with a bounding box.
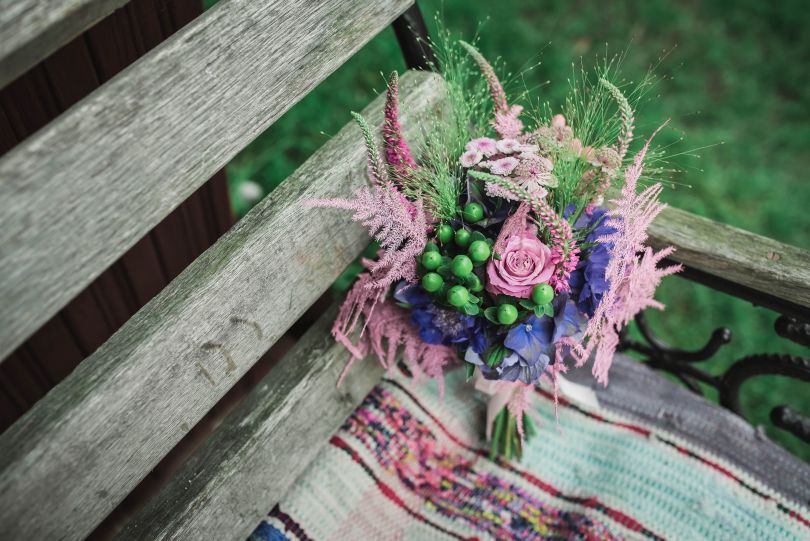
[331,268,384,379]
[306,184,427,290]
[492,105,525,139]
[335,295,457,391]
[507,384,534,441]
[573,122,680,384]
[493,202,530,256]
[383,71,417,179]
[459,41,508,114]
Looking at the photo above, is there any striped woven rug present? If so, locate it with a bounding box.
[249,357,810,540]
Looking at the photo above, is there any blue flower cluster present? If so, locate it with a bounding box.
[394,282,489,354]
[568,207,616,317]
[465,294,586,384]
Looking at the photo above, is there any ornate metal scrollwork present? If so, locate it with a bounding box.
[619,313,810,444]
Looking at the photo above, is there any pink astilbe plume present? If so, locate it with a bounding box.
[331,268,384,382]
[307,184,427,290]
[336,295,457,391]
[492,105,525,139]
[573,123,681,384]
[620,246,681,320]
[383,71,418,180]
[401,335,457,398]
[458,41,527,138]
[459,41,508,114]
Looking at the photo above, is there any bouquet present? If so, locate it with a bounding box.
[308,39,680,461]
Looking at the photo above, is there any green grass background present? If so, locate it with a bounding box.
[205,0,809,461]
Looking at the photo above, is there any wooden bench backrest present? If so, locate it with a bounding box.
[0,1,446,538]
[1,1,808,539]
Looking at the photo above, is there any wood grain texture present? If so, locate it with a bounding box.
[0,0,129,88]
[0,0,414,362]
[118,308,384,540]
[648,206,810,309]
[0,69,444,541]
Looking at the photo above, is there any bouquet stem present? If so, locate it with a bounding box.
[488,406,537,461]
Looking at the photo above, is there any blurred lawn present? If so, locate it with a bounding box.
[206,0,809,461]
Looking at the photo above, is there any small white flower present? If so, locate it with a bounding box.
[459,149,483,168]
[496,138,522,154]
[466,137,498,157]
[489,157,520,176]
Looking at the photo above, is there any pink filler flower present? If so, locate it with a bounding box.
[466,137,498,156]
[486,227,555,298]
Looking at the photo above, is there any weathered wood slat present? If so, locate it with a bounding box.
[648,206,810,310]
[0,0,129,89]
[0,0,414,362]
[119,308,383,540]
[0,70,444,540]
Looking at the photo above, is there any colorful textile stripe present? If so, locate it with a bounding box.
[252,369,810,540]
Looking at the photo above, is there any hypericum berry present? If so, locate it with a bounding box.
[421,272,444,293]
[452,255,473,278]
[454,228,471,248]
[437,224,454,244]
[531,283,554,305]
[468,240,491,263]
[447,285,469,307]
[468,274,483,292]
[462,202,484,223]
[421,251,442,270]
[497,303,518,325]
[424,242,439,253]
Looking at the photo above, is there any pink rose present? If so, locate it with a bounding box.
[486,229,555,298]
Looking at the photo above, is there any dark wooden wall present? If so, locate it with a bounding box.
[0,0,232,432]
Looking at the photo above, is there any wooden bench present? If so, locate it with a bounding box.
[0,1,807,539]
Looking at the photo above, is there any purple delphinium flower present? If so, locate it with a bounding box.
[568,206,616,317]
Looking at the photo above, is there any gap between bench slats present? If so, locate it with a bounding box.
[0,0,414,362]
[118,305,384,540]
[0,69,444,541]
[0,0,129,89]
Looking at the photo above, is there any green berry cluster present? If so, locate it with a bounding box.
[417,203,493,316]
